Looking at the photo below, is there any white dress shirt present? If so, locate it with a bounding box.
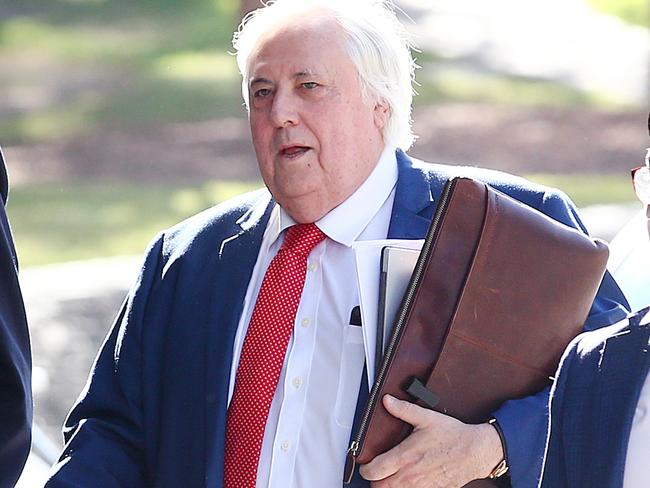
[227,146,398,488]
[622,312,650,488]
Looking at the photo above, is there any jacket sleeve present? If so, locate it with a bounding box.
[0,167,32,488]
[491,189,629,487]
[45,234,165,488]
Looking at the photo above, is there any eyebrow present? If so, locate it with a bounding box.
[249,77,273,88]
[249,70,320,88]
[294,70,317,79]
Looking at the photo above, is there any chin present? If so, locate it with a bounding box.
[279,196,330,224]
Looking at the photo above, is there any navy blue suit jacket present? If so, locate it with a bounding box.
[46,152,628,488]
[0,147,32,487]
[539,307,650,488]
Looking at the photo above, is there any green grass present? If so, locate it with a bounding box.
[587,0,650,27]
[6,180,262,267]
[526,174,636,207]
[0,0,243,144]
[92,76,244,129]
[5,175,637,268]
[415,68,622,109]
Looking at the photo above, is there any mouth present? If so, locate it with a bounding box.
[278,145,311,159]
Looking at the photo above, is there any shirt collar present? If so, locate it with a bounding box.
[269,145,397,247]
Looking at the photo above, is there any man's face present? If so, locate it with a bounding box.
[247,16,388,223]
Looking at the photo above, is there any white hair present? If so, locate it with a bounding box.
[232,0,418,149]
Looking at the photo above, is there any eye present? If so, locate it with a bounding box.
[302,82,319,90]
[253,88,272,98]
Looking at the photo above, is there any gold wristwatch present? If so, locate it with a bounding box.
[487,418,509,479]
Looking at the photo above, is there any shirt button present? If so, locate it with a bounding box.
[307,262,318,272]
[280,440,291,452]
[301,318,310,327]
[292,377,302,389]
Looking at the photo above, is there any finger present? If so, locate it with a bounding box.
[359,441,406,481]
[369,473,398,488]
[382,394,431,428]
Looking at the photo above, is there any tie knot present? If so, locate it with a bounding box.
[281,223,326,256]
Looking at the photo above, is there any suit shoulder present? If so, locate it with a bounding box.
[412,158,563,196]
[410,157,568,206]
[148,188,271,263]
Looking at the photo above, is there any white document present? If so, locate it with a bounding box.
[379,247,421,362]
[352,239,424,387]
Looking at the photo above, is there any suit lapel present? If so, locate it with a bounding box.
[387,150,440,239]
[589,316,650,486]
[204,193,274,487]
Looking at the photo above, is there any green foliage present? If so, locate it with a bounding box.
[587,0,650,27]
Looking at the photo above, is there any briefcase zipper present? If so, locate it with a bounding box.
[344,178,458,483]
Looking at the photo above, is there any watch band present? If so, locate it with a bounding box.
[488,418,509,479]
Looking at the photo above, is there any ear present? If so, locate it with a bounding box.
[373,99,390,131]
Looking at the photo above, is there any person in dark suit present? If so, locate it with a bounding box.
[539,307,650,488]
[45,1,629,487]
[0,146,32,487]
[539,125,650,488]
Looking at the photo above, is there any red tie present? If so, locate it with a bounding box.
[224,223,326,487]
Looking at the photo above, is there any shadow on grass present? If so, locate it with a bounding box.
[0,72,244,144]
[93,75,244,128]
[0,0,238,60]
[0,0,247,143]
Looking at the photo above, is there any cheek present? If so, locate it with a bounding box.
[250,121,273,155]
[250,119,262,140]
[250,111,270,136]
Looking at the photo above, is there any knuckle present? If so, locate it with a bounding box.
[395,443,412,466]
[359,463,376,480]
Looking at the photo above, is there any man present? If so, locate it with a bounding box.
[0,146,32,487]
[538,306,650,488]
[46,1,628,487]
[539,134,650,488]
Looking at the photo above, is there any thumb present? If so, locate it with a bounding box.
[382,394,431,428]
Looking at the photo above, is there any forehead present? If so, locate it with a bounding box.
[248,16,352,77]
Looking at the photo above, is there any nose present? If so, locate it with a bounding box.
[270,89,299,128]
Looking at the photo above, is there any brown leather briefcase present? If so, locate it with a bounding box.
[343,177,609,486]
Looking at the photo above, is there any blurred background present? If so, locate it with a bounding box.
[2,0,649,483]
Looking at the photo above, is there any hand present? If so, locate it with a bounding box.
[358,394,504,488]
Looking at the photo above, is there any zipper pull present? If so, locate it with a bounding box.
[343,441,359,484]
